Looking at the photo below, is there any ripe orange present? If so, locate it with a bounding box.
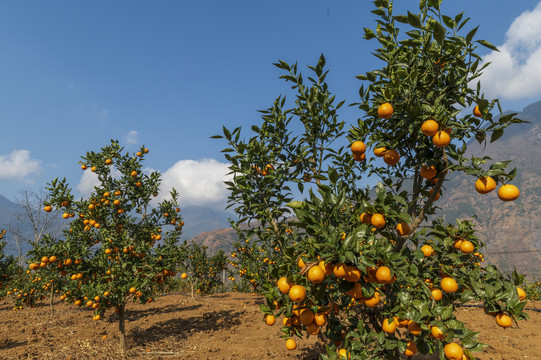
[333,263,347,278]
[495,313,512,328]
[353,152,366,162]
[297,257,306,269]
[404,340,417,356]
[428,188,440,201]
[346,282,364,299]
[265,314,275,326]
[371,213,386,229]
[300,309,314,325]
[338,348,349,359]
[285,338,297,350]
[383,149,400,166]
[306,322,320,335]
[431,288,443,301]
[431,325,445,340]
[498,184,520,201]
[130,170,138,177]
[421,245,434,257]
[421,119,439,136]
[394,317,409,328]
[359,212,372,224]
[307,265,325,284]
[420,164,437,180]
[444,343,464,360]
[432,131,451,147]
[49,255,57,263]
[81,164,87,170]
[516,287,526,301]
[473,105,483,118]
[351,141,366,155]
[441,277,458,293]
[382,318,396,333]
[475,176,496,194]
[396,222,411,236]
[277,277,292,294]
[105,159,112,165]
[378,102,394,119]
[408,320,422,335]
[314,313,327,326]
[373,147,387,157]
[364,292,380,307]
[283,317,293,327]
[129,287,136,294]
[319,261,334,276]
[344,265,361,282]
[376,266,394,284]
[181,272,188,279]
[460,240,474,253]
[43,205,52,212]
[289,285,306,303]
[62,212,69,219]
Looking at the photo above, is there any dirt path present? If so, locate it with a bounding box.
[0,292,539,359]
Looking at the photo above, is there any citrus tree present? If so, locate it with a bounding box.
[183,241,231,295]
[216,1,528,359]
[0,230,17,300]
[41,140,186,351]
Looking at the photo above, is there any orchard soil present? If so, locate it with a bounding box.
[0,292,539,360]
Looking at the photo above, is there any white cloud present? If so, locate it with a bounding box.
[125,130,138,145]
[0,150,41,180]
[158,159,232,207]
[76,170,100,196]
[479,2,541,100]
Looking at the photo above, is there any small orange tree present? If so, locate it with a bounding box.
[183,242,231,295]
[42,140,185,351]
[0,230,17,300]
[217,1,528,359]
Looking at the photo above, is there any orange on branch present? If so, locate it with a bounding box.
[420,165,437,180]
[421,119,439,136]
[475,176,496,194]
[432,130,451,147]
[498,184,520,201]
[383,149,400,166]
[351,141,366,155]
[377,102,393,119]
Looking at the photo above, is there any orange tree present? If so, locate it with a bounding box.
[41,140,185,351]
[183,241,231,295]
[0,230,17,300]
[216,1,528,359]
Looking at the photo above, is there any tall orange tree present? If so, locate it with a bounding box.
[41,140,185,351]
[217,1,527,359]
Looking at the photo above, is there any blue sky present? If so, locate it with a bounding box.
[1,0,540,209]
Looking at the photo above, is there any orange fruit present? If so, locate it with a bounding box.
[376,266,394,284]
[421,245,434,257]
[277,277,292,294]
[333,263,347,278]
[404,340,417,356]
[319,261,334,276]
[431,325,445,340]
[297,257,306,269]
[346,282,364,299]
[181,272,188,279]
[81,164,87,170]
[283,317,293,327]
[382,318,396,333]
[129,287,136,294]
[373,147,387,157]
[475,176,496,194]
[383,149,400,166]
[498,184,520,201]
[460,240,474,254]
[306,322,320,335]
[516,287,526,301]
[351,141,366,155]
[378,102,393,119]
[289,285,306,303]
[431,288,443,301]
[105,159,112,165]
[495,313,512,328]
[432,131,451,147]
[394,317,409,328]
[428,188,440,201]
[408,320,422,335]
[307,265,325,284]
[421,119,439,136]
[396,222,411,236]
[444,343,464,360]
[62,212,69,219]
[441,277,458,293]
[285,338,297,350]
[353,152,366,162]
[473,105,482,117]
[344,265,361,283]
[364,292,380,307]
[359,212,372,224]
[371,213,386,229]
[43,205,52,212]
[314,313,327,326]
[453,239,464,249]
[300,309,314,325]
[265,314,275,326]
[420,164,437,180]
[49,255,57,263]
[338,348,349,359]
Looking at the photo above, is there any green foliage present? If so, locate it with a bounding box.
[217,1,527,359]
[184,241,231,294]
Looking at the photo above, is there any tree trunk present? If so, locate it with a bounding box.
[191,281,194,299]
[49,283,54,315]
[118,307,126,351]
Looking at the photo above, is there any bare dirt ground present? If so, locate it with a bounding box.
[0,292,539,360]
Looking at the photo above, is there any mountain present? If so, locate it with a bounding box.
[437,100,541,276]
[179,205,233,240]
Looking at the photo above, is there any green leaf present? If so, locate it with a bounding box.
[477,40,499,52]
[433,21,446,44]
[407,11,422,28]
[466,26,479,43]
[490,128,504,143]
